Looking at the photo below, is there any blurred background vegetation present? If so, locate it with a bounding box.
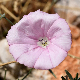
[0,0,60,39]
[0,0,80,80]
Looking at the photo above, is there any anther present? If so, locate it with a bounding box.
[37,37,50,48]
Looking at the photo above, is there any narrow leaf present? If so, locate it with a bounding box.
[65,70,74,80]
[61,76,66,80]
[78,77,80,80]
[75,73,78,80]
[49,69,56,78]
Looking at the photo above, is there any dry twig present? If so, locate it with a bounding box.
[43,1,51,12]
[22,0,31,13]
[0,4,20,22]
[0,61,16,66]
[54,5,80,11]
[0,0,16,3]
[68,53,80,59]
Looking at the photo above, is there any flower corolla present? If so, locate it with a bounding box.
[6,10,71,70]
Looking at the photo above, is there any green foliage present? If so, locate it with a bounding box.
[0,13,5,20]
[0,13,14,25]
[65,70,74,80]
[4,68,7,80]
[74,73,78,80]
[61,76,66,80]
[61,70,80,80]
[49,69,56,78]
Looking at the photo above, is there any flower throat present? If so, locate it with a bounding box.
[37,37,50,48]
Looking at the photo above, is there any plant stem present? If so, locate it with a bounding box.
[4,68,7,80]
[4,17,14,25]
[21,68,33,80]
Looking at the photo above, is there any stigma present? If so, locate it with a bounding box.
[37,37,50,48]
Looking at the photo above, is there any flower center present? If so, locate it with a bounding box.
[37,37,50,48]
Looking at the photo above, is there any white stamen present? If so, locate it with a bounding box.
[37,37,50,48]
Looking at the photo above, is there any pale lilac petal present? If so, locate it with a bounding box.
[48,43,67,67]
[6,10,71,70]
[17,47,44,68]
[19,10,60,39]
[47,18,71,39]
[6,14,43,45]
[41,14,60,36]
[28,10,60,36]
[6,26,37,45]
[17,15,44,40]
[34,49,53,70]
[7,10,60,45]
[9,44,37,60]
[51,33,71,52]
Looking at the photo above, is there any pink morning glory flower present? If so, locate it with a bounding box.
[6,10,71,70]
